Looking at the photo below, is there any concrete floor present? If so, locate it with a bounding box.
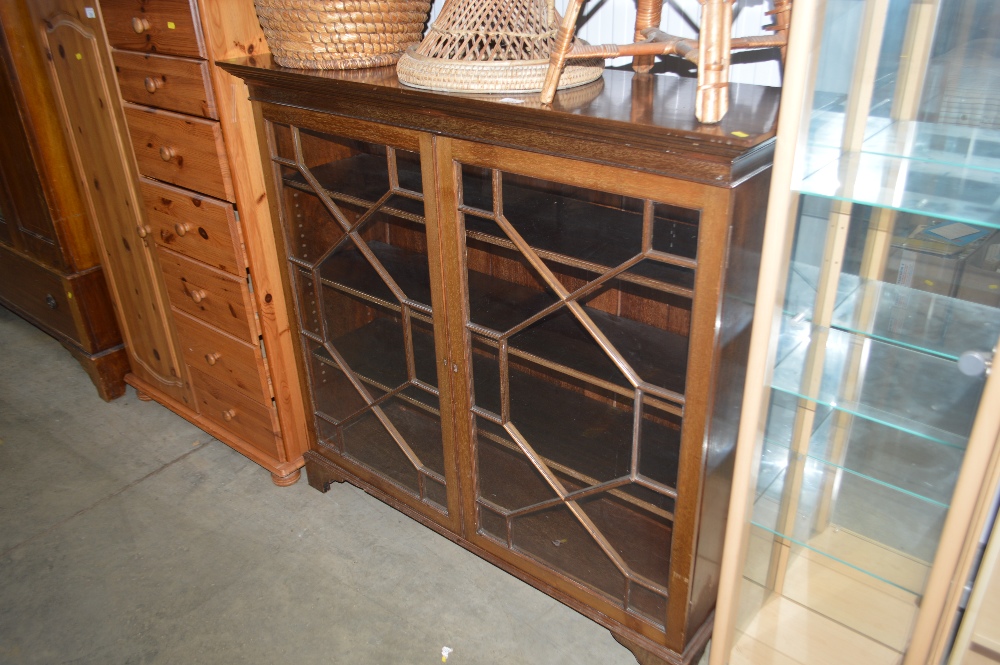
[0,306,673,664]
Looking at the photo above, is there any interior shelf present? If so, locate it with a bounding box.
[796,149,1000,229]
[772,320,983,449]
[751,399,943,594]
[785,262,1000,361]
[285,156,698,298]
[318,241,690,398]
[310,317,682,517]
[460,168,697,292]
[809,116,1000,174]
[282,153,425,220]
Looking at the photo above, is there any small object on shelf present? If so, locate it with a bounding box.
[254,0,431,70]
[396,0,603,93]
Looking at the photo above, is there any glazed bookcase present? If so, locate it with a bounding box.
[711,0,1000,663]
[221,58,780,665]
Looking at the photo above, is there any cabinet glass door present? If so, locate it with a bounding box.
[448,145,695,631]
[720,1,1000,662]
[268,120,455,522]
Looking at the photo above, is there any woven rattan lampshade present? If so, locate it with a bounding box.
[396,0,603,93]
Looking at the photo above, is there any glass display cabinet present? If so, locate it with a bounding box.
[711,1,1000,664]
[221,57,781,664]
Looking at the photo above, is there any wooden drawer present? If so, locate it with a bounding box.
[173,309,268,404]
[141,178,242,275]
[191,367,280,459]
[124,103,234,202]
[157,247,253,342]
[101,0,204,59]
[0,243,79,343]
[113,50,216,119]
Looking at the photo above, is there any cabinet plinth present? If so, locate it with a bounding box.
[223,57,778,664]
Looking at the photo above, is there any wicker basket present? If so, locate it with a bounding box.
[396,0,603,93]
[255,0,432,70]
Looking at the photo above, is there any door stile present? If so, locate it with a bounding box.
[665,188,733,650]
[421,133,467,533]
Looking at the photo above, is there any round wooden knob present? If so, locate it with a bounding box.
[131,17,150,33]
[159,145,175,161]
[222,409,236,422]
[136,224,151,238]
[189,288,207,303]
[174,222,193,237]
[143,76,162,94]
[205,352,221,366]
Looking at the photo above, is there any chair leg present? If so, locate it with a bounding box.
[540,0,586,104]
[633,0,664,74]
[696,0,734,123]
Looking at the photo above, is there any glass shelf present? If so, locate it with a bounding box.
[796,149,1000,229]
[772,320,983,449]
[808,116,1000,174]
[784,262,1000,361]
[830,277,1000,361]
[750,398,948,594]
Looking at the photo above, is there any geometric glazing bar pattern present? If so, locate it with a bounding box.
[462,166,696,628]
[274,124,447,511]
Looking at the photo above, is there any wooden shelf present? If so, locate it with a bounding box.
[310,315,681,514]
[314,241,689,400]
[285,158,698,297]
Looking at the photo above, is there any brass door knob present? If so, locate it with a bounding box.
[159,145,175,161]
[174,222,193,237]
[143,76,162,93]
[205,352,221,366]
[131,17,151,33]
[136,224,151,238]
[189,288,207,303]
[222,409,236,422]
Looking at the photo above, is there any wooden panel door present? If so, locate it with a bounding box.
[36,7,188,404]
[0,44,63,268]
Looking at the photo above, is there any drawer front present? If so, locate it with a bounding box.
[158,248,252,342]
[141,178,242,275]
[101,0,204,58]
[191,367,280,459]
[124,104,234,202]
[114,50,216,119]
[173,309,267,404]
[0,244,79,343]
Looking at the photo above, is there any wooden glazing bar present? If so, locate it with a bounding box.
[475,427,677,521]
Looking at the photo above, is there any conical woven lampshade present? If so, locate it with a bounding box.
[397,0,603,93]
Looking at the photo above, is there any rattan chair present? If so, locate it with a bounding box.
[540,0,792,123]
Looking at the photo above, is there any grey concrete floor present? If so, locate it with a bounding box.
[0,306,669,665]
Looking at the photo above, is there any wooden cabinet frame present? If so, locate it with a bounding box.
[230,58,778,665]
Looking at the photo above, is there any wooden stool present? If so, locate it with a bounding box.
[541,0,792,123]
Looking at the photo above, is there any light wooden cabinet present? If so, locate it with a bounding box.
[26,0,309,483]
[0,0,127,401]
[223,57,780,664]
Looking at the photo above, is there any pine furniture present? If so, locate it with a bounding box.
[25,0,310,483]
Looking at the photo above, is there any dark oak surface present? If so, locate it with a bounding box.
[231,60,778,665]
[219,56,778,185]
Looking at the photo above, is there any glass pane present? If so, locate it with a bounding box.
[272,125,448,513]
[463,166,687,629]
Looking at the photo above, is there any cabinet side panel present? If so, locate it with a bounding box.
[36,9,187,400]
[687,166,772,635]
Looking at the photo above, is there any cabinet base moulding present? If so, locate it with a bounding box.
[301,451,712,665]
[125,374,304,485]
